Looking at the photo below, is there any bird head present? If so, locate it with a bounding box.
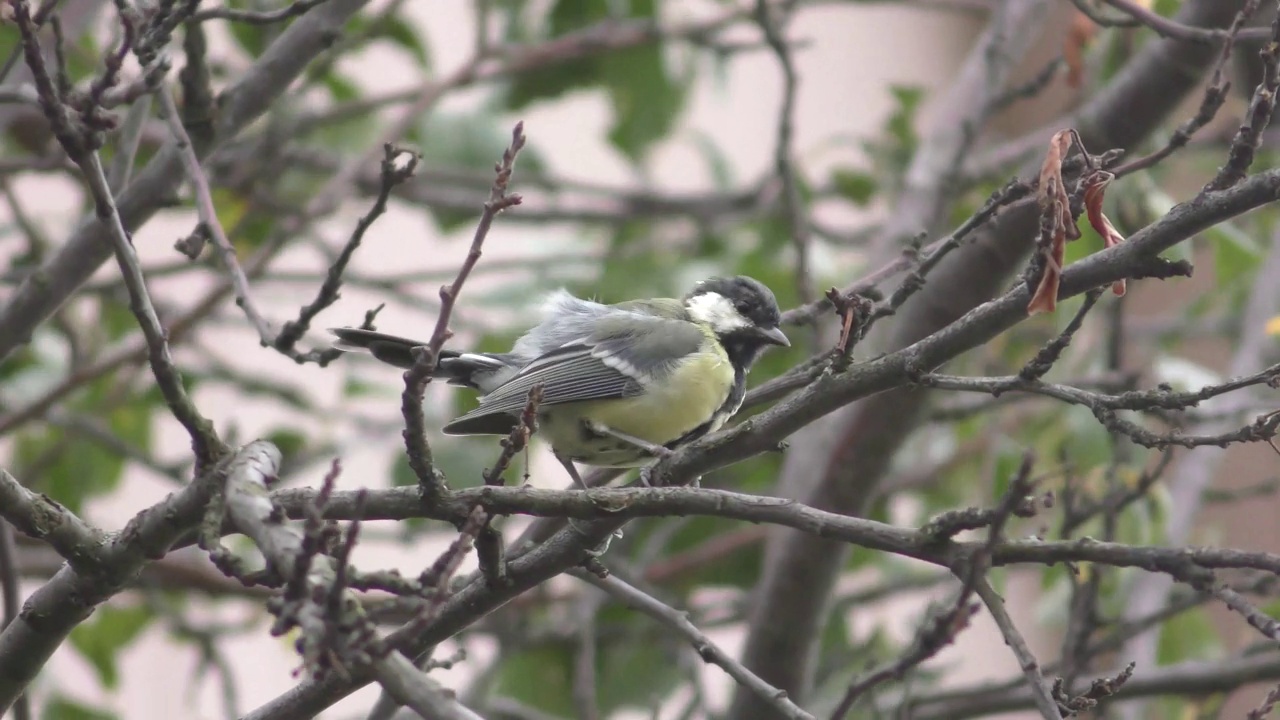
[684,276,789,367]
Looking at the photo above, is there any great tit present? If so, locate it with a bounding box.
[330,276,789,485]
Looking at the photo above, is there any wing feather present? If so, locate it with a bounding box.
[442,348,637,433]
[442,312,705,435]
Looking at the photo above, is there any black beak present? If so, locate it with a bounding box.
[757,325,790,347]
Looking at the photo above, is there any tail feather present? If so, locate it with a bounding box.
[328,328,516,391]
[329,328,441,369]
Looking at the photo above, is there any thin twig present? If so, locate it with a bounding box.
[157,84,275,348]
[400,506,489,640]
[83,151,225,466]
[13,0,223,465]
[1019,289,1104,381]
[1249,682,1280,719]
[1109,0,1256,178]
[783,178,1032,328]
[829,597,978,719]
[1204,0,1278,192]
[1169,561,1280,643]
[573,570,815,720]
[756,0,814,317]
[0,520,30,720]
[401,122,526,498]
[1094,0,1269,42]
[107,94,152,192]
[483,385,543,485]
[215,441,482,718]
[973,579,1059,719]
[273,144,420,360]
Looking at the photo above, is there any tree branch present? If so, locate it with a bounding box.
[0,0,371,364]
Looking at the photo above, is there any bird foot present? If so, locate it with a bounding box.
[555,453,589,490]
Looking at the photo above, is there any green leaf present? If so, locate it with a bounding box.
[42,696,117,720]
[375,15,432,70]
[110,399,153,458]
[600,43,687,159]
[1156,606,1223,664]
[1043,405,1115,474]
[65,33,102,86]
[16,423,120,515]
[989,442,1031,502]
[1206,219,1262,285]
[264,428,307,461]
[390,453,418,487]
[68,604,155,689]
[503,0,686,159]
[228,18,270,58]
[635,514,763,591]
[412,114,547,232]
[504,0,610,108]
[862,85,925,180]
[687,129,736,190]
[15,370,158,511]
[886,86,923,149]
[1063,221,1103,267]
[99,298,139,343]
[322,72,362,102]
[1262,598,1280,623]
[491,643,575,715]
[342,376,384,399]
[830,168,878,207]
[435,435,506,489]
[593,243,672,302]
[0,344,40,385]
[815,608,855,680]
[217,196,277,253]
[596,629,682,711]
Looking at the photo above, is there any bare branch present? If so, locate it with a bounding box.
[1250,682,1280,720]
[0,0,371,364]
[0,521,30,720]
[973,579,1059,720]
[215,442,485,719]
[273,145,419,360]
[572,570,815,720]
[400,121,526,498]
[1093,0,1270,42]
[157,84,276,348]
[0,443,246,712]
[756,0,814,315]
[1204,0,1280,191]
[0,470,104,571]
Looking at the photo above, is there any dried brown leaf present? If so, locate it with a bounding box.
[1083,170,1127,296]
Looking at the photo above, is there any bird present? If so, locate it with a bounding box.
[329,275,789,487]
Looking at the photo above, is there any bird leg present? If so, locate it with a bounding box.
[554,452,589,490]
[638,464,658,488]
[583,421,673,488]
[584,421,674,459]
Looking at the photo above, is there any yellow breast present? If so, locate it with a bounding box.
[539,349,736,466]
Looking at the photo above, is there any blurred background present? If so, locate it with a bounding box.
[1,0,1279,718]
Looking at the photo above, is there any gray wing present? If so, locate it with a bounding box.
[508,290,615,361]
[442,312,705,434]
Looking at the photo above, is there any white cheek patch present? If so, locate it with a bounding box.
[686,292,749,333]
